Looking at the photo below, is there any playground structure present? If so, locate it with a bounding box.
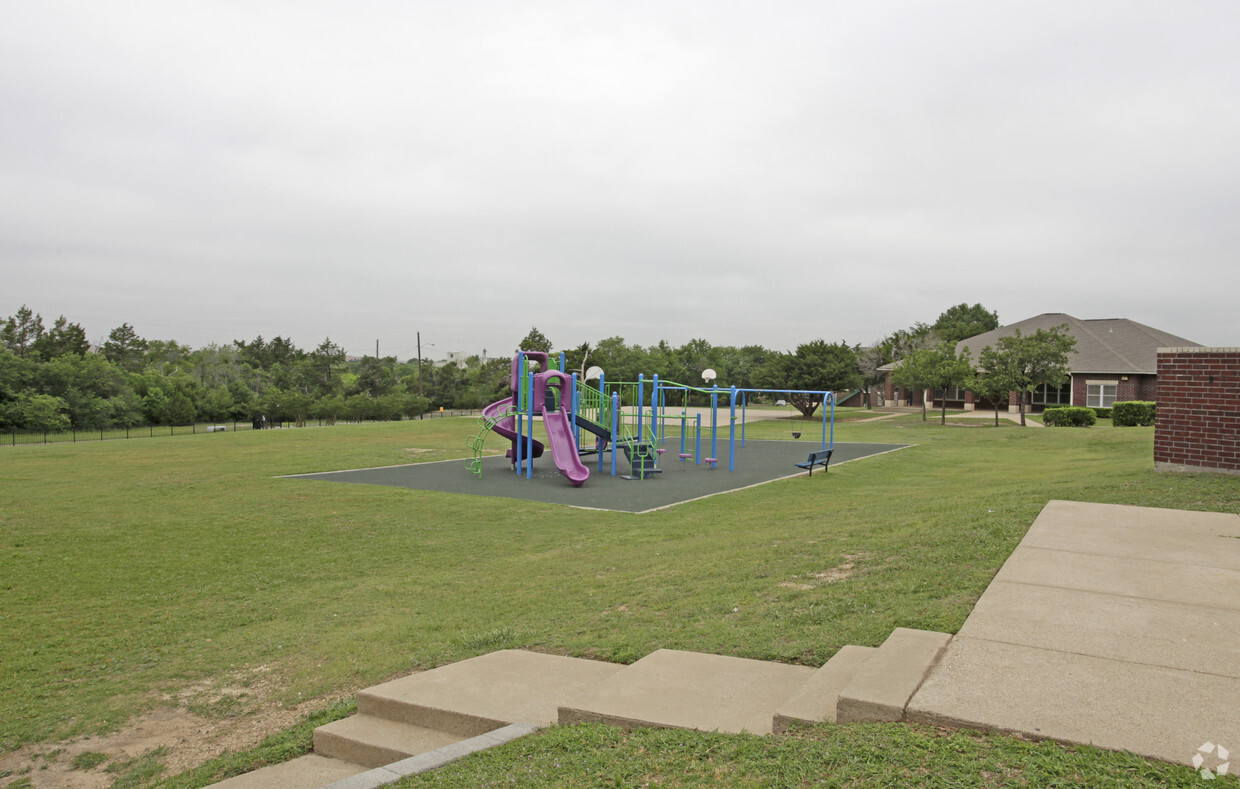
[468,351,837,486]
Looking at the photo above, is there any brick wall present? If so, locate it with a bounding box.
[1154,348,1240,475]
[1070,374,1149,407]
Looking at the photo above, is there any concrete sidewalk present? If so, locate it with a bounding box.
[211,500,1240,787]
[908,500,1240,767]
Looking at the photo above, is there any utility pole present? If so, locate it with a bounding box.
[417,332,423,395]
[376,339,379,358]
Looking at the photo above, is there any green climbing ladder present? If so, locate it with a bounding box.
[465,403,516,478]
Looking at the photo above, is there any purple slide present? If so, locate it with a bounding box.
[482,396,543,461]
[541,405,590,486]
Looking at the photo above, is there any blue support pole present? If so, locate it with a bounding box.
[526,370,535,479]
[559,351,565,372]
[820,392,828,450]
[515,352,527,476]
[570,373,579,447]
[729,386,737,471]
[610,392,620,477]
[597,372,606,472]
[651,374,659,444]
[741,392,747,447]
[710,387,718,465]
[695,413,702,465]
[637,374,644,443]
[679,412,687,460]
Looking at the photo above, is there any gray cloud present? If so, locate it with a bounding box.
[3,0,1237,360]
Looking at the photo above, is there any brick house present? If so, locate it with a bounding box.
[883,313,1201,413]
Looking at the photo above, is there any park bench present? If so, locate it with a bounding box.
[794,448,833,477]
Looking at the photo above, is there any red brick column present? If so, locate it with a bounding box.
[1154,348,1240,475]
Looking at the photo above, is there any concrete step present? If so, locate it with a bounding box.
[835,628,952,724]
[358,649,626,735]
[313,714,467,768]
[208,651,614,789]
[771,645,877,733]
[206,754,368,789]
[558,648,815,735]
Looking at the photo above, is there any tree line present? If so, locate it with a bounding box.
[2,302,1069,431]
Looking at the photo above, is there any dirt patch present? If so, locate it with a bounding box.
[0,668,352,789]
[779,553,865,589]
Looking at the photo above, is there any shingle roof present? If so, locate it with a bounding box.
[956,313,1201,374]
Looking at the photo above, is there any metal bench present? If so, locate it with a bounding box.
[794,448,833,477]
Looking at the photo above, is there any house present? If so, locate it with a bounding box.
[884,313,1202,412]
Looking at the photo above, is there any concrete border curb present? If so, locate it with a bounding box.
[319,723,538,789]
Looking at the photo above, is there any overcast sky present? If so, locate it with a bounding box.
[3,1,1237,361]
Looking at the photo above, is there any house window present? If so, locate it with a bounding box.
[1032,383,1072,405]
[933,386,966,401]
[1087,382,1117,408]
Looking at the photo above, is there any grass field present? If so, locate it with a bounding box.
[2,413,1237,787]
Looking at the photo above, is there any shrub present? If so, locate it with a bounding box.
[1042,406,1097,427]
[1112,401,1156,427]
[1092,407,1112,419]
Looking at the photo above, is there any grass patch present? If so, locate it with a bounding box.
[2,417,1237,785]
[70,750,108,770]
[106,747,167,788]
[397,722,1221,788]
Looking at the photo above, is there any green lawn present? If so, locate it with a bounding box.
[2,415,1237,787]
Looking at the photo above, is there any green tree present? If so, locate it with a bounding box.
[975,344,1022,426]
[517,327,553,354]
[343,393,372,422]
[675,338,720,385]
[20,393,71,431]
[1,306,45,358]
[402,394,432,419]
[927,344,975,425]
[992,326,1077,426]
[464,357,509,407]
[38,353,132,428]
[719,345,769,393]
[145,339,191,374]
[425,362,465,409]
[32,316,89,359]
[0,350,36,428]
[103,323,148,373]
[235,335,270,369]
[590,336,643,386]
[162,391,197,425]
[932,303,1000,344]
[759,340,861,418]
[561,342,592,379]
[307,338,347,395]
[890,341,973,423]
[195,386,236,422]
[890,346,938,421]
[353,356,397,397]
[313,395,345,424]
[190,344,247,389]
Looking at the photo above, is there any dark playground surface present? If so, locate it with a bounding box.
[287,439,909,513]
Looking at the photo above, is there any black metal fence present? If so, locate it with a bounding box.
[3,409,482,448]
